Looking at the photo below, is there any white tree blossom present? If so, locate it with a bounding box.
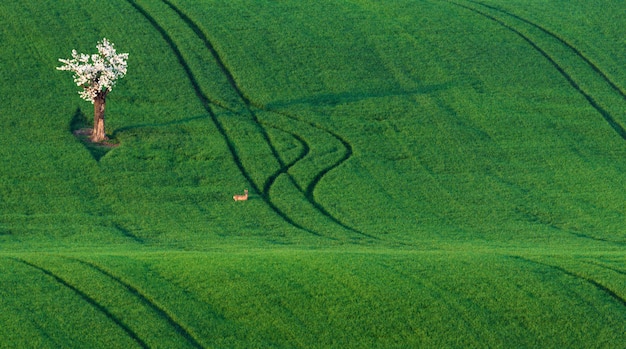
[57,38,128,103]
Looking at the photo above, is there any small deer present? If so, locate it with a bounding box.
[233,189,249,201]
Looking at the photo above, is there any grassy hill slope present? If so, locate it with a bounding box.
[1,0,625,347]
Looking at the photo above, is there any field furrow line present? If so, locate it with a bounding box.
[113,223,145,244]
[449,1,626,141]
[71,258,204,349]
[125,0,322,237]
[160,0,339,233]
[303,126,378,238]
[1,258,64,347]
[567,230,626,245]
[262,124,310,196]
[160,0,324,233]
[159,0,286,170]
[12,258,149,349]
[584,260,626,277]
[160,0,251,108]
[267,109,383,241]
[470,0,626,100]
[254,109,356,239]
[156,0,372,239]
[511,256,626,309]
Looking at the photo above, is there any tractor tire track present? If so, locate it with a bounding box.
[133,0,327,237]
[70,258,204,349]
[12,258,149,349]
[448,1,626,141]
[469,0,626,100]
[510,256,626,308]
[260,111,356,240]
[125,0,323,237]
[158,0,375,239]
[160,0,287,169]
[584,260,626,277]
[262,124,310,196]
[159,0,345,236]
[272,110,391,241]
[266,109,383,237]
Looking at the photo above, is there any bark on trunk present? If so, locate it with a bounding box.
[92,93,107,142]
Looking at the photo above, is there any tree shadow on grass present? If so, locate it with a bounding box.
[109,114,210,138]
[70,108,118,161]
[70,108,214,161]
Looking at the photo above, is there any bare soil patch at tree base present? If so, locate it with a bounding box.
[73,128,118,160]
[73,128,119,147]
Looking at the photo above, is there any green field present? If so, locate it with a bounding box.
[1,0,626,347]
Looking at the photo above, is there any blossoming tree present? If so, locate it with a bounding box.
[57,38,128,142]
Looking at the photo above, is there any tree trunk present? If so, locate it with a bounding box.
[92,92,107,142]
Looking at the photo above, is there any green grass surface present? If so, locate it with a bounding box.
[1,0,625,347]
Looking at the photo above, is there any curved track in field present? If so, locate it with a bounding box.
[159,0,287,171]
[470,0,626,100]
[511,256,626,308]
[127,0,375,240]
[584,260,626,278]
[13,258,150,348]
[262,124,310,196]
[449,0,626,141]
[125,0,323,238]
[73,258,204,349]
[267,109,379,238]
[160,0,373,239]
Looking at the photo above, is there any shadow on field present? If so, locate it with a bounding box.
[110,114,209,138]
[266,83,453,109]
[70,107,213,162]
